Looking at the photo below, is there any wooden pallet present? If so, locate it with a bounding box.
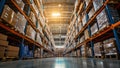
[105,54,119,59]
[95,56,104,59]
[0,57,18,62]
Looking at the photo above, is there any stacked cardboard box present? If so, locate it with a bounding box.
[0,33,8,58]
[15,0,25,10]
[16,12,27,34]
[87,47,92,57]
[1,5,15,25]
[29,11,37,26]
[90,23,99,35]
[6,45,19,58]
[103,38,117,55]
[96,9,110,31]
[26,25,36,40]
[94,42,103,56]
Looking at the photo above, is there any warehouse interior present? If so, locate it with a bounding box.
[0,0,120,68]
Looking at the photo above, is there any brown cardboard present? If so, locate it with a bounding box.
[0,40,8,46]
[7,45,19,51]
[0,33,8,41]
[1,5,14,24]
[6,51,19,57]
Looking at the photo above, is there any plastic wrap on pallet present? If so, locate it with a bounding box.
[31,0,39,15]
[107,4,120,23]
[84,29,90,40]
[103,38,117,55]
[90,23,99,35]
[94,42,103,56]
[88,8,95,19]
[36,33,42,44]
[85,0,90,7]
[14,0,25,10]
[1,5,14,24]
[29,11,36,26]
[93,0,103,11]
[80,35,85,43]
[82,14,87,26]
[16,12,27,34]
[26,25,36,40]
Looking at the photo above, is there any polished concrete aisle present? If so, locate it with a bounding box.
[0,58,120,68]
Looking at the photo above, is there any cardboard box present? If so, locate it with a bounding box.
[1,5,14,24]
[16,12,27,34]
[84,29,90,39]
[90,23,99,35]
[15,0,25,10]
[29,11,36,26]
[6,51,19,57]
[0,46,6,58]
[26,25,36,40]
[7,45,19,52]
[36,33,42,44]
[85,0,90,6]
[0,40,8,46]
[0,33,8,41]
[11,12,17,27]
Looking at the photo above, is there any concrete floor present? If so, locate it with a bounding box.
[0,58,120,68]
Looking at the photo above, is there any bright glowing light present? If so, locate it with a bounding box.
[52,12,61,17]
[58,4,61,7]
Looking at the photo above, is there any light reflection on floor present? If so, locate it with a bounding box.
[54,58,66,68]
[0,57,120,68]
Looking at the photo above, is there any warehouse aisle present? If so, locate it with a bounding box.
[0,58,120,68]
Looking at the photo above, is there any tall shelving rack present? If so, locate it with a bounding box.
[64,0,120,59]
[0,0,54,59]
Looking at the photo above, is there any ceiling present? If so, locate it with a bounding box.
[43,0,75,48]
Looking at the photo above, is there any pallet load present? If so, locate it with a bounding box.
[103,38,118,59]
[81,45,86,57]
[0,33,8,58]
[94,42,104,58]
[1,5,15,25]
[26,25,36,40]
[6,45,19,58]
[36,33,42,44]
[29,11,37,26]
[90,23,99,35]
[15,0,25,10]
[15,12,27,34]
[84,29,90,40]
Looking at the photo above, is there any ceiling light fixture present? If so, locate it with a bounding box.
[58,4,61,7]
[52,12,61,17]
